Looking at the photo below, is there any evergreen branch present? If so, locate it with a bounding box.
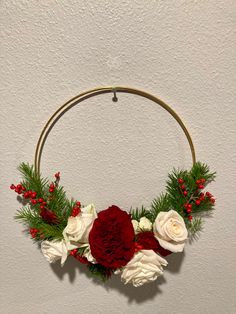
[15,206,64,240]
[15,206,42,226]
[186,217,203,241]
[130,205,152,222]
[18,163,48,196]
[190,162,216,184]
[149,193,170,222]
[39,223,64,241]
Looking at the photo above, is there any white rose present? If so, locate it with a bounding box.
[131,219,140,233]
[63,204,97,250]
[121,250,167,287]
[153,210,188,253]
[139,217,152,231]
[41,240,68,266]
[82,245,97,264]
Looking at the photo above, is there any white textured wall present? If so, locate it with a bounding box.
[1,1,236,313]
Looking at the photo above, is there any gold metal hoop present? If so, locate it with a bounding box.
[34,86,196,174]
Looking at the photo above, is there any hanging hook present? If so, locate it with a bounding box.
[112,89,118,102]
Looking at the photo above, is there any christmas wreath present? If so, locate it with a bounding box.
[10,87,216,287]
[11,162,215,287]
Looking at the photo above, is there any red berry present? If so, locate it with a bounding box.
[28,190,32,196]
[181,185,186,190]
[40,205,45,209]
[184,203,188,208]
[195,199,201,206]
[38,198,43,203]
[31,199,37,205]
[23,192,29,199]
[186,208,192,214]
[71,206,81,217]
[42,202,47,206]
[16,189,22,194]
[22,186,26,191]
[200,195,205,201]
[178,178,184,184]
[183,191,188,196]
[187,204,192,210]
[49,188,54,193]
[210,198,215,204]
[10,184,16,190]
[198,184,205,190]
[70,249,77,256]
[31,192,37,199]
[206,192,212,198]
[196,180,201,185]
[17,184,22,189]
[201,178,205,183]
[29,228,39,238]
[76,201,81,207]
[188,215,193,221]
[55,172,60,179]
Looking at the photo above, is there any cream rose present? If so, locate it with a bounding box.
[82,245,97,264]
[132,217,152,234]
[121,250,168,287]
[41,240,68,266]
[63,204,97,250]
[131,219,140,234]
[153,210,188,253]
[139,217,152,231]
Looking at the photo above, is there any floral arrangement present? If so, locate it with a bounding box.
[11,162,215,287]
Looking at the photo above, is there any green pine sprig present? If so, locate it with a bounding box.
[13,163,76,241]
[130,205,151,221]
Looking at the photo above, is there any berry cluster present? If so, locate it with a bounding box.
[177,178,188,197]
[178,177,215,221]
[10,172,62,226]
[195,191,215,206]
[70,249,88,264]
[71,201,81,217]
[29,228,39,238]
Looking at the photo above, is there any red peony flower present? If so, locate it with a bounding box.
[136,231,171,257]
[89,205,135,268]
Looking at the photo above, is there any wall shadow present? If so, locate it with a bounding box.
[50,251,185,303]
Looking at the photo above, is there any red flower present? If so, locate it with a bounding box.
[40,208,58,224]
[89,205,135,268]
[136,232,171,257]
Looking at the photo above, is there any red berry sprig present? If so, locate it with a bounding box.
[29,228,39,238]
[49,183,55,193]
[70,249,78,256]
[71,201,81,217]
[177,178,188,197]
[55,172,60,180]
[196,178,206,190]
[10,183,25,194]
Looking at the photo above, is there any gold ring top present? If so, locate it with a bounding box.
[34,86,196,174]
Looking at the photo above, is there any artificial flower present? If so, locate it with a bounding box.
[89,205,135,268]
[41,240,68,266]
[63,204,97,250]
[121,249,167,287]
[136,231,171,256]
[153,210,188,253]
[139,217,152,231]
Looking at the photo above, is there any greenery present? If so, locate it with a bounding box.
[131,162,216,238]
[12,161,216,280]
[14,163,75,240]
